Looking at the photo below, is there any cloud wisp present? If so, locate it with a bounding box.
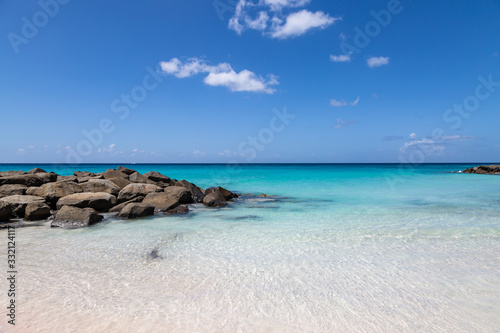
[330,96,360,107]
[367,56,389,68]
[229,0,340,39]
[334,118,357,129]
[160,57,279,94]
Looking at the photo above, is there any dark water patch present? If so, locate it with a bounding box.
[147,247,163,260]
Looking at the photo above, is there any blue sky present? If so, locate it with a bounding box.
[1,0,499,163]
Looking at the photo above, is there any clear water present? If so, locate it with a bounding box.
[0,164,499,332]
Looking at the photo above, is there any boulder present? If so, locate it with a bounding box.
[205,187,238,201]
[51,206,103,228]
[25,187,39,196]
[26,167,47,174]
[203,192,228,207]
[142,187,192,211]
[24,202,51,221]
[102,169,129,180]
[74,171,96,177]
[0,202,11,222]
[129,172,153,184]
[0,195,45,218]
[164,205,189,215]
[175,180,205,203]
[76,175,104,183]
[0,171,25,177]
[82,179,120,196]
[116,166,137,175]
[0,172,57,186]
[109,196,144,213]
[33,181,83,206]
[117,183,162,203]
[57,175,78,182]
[56,192,116,211]
[0,184,28,198]
[117,203,155,219]
[463,165,500,174]
[144,171,171,184]
[108,177,132,190]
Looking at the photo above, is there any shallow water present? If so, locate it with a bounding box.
[0,164,499,332]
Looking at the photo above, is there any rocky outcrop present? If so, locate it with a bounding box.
[109,196,144,213]
[116,166,136,175]
[202,192,228,207]
[117,203,155,219]
[56,192,116,211]
[129,172,154,184]
[0,171,25,177]
[205,187,238,201]
[117,183,162,203]
[74,171,96,178]
[32,181,83,206]
[0,172,57,186]
[51,206,103,228]
[0,202,12,222]
[0,195,45,218]
[175,180,205,203]
[26,167,47,174]
[142,187,192,211]
[57,175,78,182]
[108,177,131,190]
[24,202,51,221]
[0,184,28,198]
[82,179,120,196]
[463,165,500,175]
[102,169,129,180]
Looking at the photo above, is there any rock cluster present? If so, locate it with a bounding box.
[0,167,238,228]
[463,165,500,175]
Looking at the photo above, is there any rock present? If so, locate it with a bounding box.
[116,166,137,175]
[0,171,25,177]
[74,171,96,177]
[144,171,171,184]
[25,187,39,196]
[51,206,103,228]
[109,196,144,213]
[463,165,500,174]
[76,175,104,183]
[0,195,45,218]
[102,169,129,180]
[117,203,155,219]
[205,187,238,201]
[33,181,83,206]
[26,167,47,174]
[142,187,192,211]
[202,192,228,207]
[164,205,189,215]
[57,175,78,182]
[117,183,162,203]
[82,179,120,196]
[129,172,153,184]
[175,180,205,203]
[24,202,51,221]
[259,194,269,197]
[0,184,28,198]
[108,177,132,190]
[0,172,57,186]
[57,192,116,211]
[0,202,11,222]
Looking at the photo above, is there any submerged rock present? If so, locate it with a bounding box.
[51,206,103,228]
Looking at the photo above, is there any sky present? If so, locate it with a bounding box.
[0,0,499,163]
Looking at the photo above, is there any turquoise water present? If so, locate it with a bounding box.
[0,164,499,332]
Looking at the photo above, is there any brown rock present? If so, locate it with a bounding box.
[175,180,205,203]
[108,177,132,190]
[142,187,192,211]
[164,205,189,215]
[0,202,11,222]
[129,172,154,184]
[0,171,25,177]
[102,169,129,180]
[117,183,162,203]
[117,203,155,219]
[0,172,57,186]
[51,206,103,228]
[116,166,137,175]
[24,202,51,221]
[0,184,28,198]
[202,192,227,207]
[82,179,120,196]
[74,171,96,177]
[56,192,116,211]
[109,196,145,213]
[144,171,171,184]
[205,187,238,201]
[33,181,83,205]
[0,195,45,218]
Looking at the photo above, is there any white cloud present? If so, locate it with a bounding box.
[439,135,478,141]
[400,138,444,154]
[228,0,339,39]
[160,58,278,94]
[410,133,417,139]
[330,96,359,107]
[193,150,206,157]
[271,10,338,39]
[334,118,357,129]
[367,56,389,68]
[330,53,351,62]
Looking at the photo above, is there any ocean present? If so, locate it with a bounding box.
[0,163,499,332]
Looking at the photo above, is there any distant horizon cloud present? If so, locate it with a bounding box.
[367,56,389,68]
[160,57,279,94]
[229,0,340,39]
